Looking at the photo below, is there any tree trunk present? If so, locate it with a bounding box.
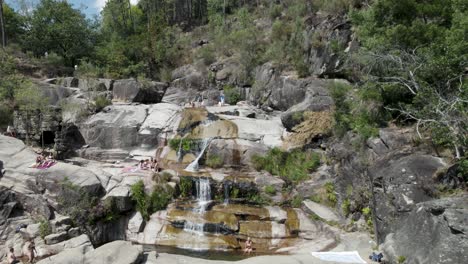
[0,0,6,48]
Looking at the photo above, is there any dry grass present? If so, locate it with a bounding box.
[285,110,333,147]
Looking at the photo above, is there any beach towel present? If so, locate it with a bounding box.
[311,251,367,264]
[122,167,141,173]
[37,161,57,169]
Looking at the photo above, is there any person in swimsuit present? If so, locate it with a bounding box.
[26,239,37,263]
[7,247,19,264]
[244,237,253,255]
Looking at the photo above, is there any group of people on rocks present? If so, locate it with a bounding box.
[31,152,56,169]
[7,239,36,264]
[138,157,159,172]
[187,92,225,108]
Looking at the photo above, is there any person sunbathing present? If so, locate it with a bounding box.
[42,154,56,168]
[31,154,45,168]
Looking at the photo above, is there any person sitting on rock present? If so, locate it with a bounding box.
[244,237,253,255]
[7,247,19,264]
[42,153,56,167]
[31,154,45,168]
[138,160,145,170]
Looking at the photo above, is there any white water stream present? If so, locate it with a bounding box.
[185,138,212,172]
[183,178,211,235]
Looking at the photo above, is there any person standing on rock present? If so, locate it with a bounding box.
[26,239,37,263]
[219,92,225,106]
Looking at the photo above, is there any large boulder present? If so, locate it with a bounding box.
[381,195,468,264]
[79,104,148,150]
[84,240,143,264]
[113,79,167,104]
[303,13,354,77]
[206,139,268,167]
[370,153,446,240]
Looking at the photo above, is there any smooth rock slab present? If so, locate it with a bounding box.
[84,240,143,264]
[302,200,341,223]
[45,232,68,245]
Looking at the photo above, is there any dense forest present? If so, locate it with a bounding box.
[0,0,467,163]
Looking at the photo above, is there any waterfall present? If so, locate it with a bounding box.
[195,178,211,213]
[183,221,205,236]
[183,178,211,235]
[185,138,211,172]
[223,182,230,204]
[177,139,183,162]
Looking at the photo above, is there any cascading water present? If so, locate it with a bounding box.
[185,138,212,172]
[223,182,230,205]
[177,139,183,162]
[183,178,211,236]
[195,178,211,213]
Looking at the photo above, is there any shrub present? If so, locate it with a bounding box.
[325,182,337,206]
[94,96,111,112]
[397,256,406,264]
[179,177,193,198]
[205,154,224,168]
[223,85,241,105]
[342,198,351,216]
[130,180,174,221]
[247,192,271,206]
[168,138,198,152]
[264,185,277,195]
[269,4,283,20]
[150,185,174,212]
[230,187,240,199]
[291,195,303,208]
[130,180,149,220]
[252,148,320,185]
[197,45,216,65]
[39,219,52,239]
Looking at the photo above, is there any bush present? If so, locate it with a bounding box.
[269,4,283,20]
[397,256,406,264]
[342,198,351,216]
[179,177,193,198]
[205,154,224,168]
[252,148,320,185]
[247,192,271,206]
[264,185,277,195]
[39,219,52,239]
[94,96,111,112]
[168,138,197,152]
[291,195,303,208]
[223,85,241,105]
[325,182,337,207]
[197,45,216,65]
[130,180,174,221]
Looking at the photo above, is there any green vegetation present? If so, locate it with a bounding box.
[205,154,224,168]
[252,148,320,185]
[341,198,351,216]
[93,96,112,112]
[247,192,271,206]
[169,138,198,152]
[291,195,303,208]
[223,85,241,105]
[39,219,52,239]
[179,177,193,198]
[330,82,382,140]
[130,180,174,221]
[325,182,337,207]
[362,207,374,232]
[397,256,407,264]
[264,185,277,196]
[351,0,467,157]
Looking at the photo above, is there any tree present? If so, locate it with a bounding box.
[24,0,95,66]
[0,0,5,48]
[351,0,468,158]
